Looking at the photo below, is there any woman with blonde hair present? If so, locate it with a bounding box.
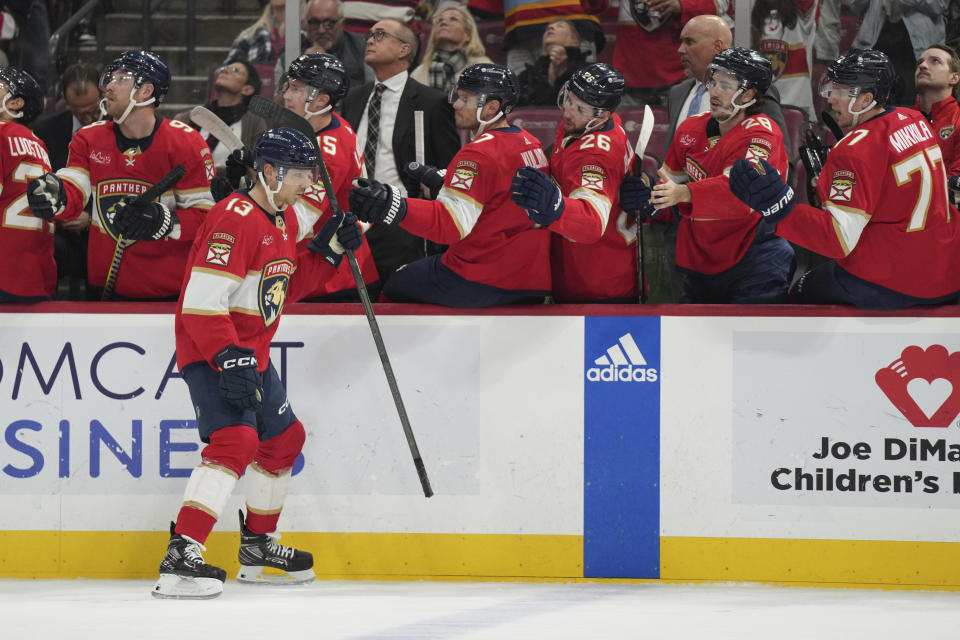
[225,0,306,66]
[411,6,492,94]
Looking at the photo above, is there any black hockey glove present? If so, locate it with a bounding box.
[619,172,657,221]
[27,172,67,220]
[113,198,179,241]
[405,161,446,193]
[225,147,254,189]
[308,210,364,267]
[213,345,263,411]
[729,158,795,223]
[349,178,407,225]
[949,175,960,208]
[210,176,234,203]
[510,166,564,226]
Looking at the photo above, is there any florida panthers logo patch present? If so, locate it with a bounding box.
[449,160,479,191]
[828,169,856,202]
[96,178,153,241]
[259,259,294,328]
[941,126,955,140]
[580,164,605,190]
[205,231,236,267]
[744,140,772,164]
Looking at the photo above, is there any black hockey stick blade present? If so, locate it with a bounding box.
[820,110,844,143]
[248,96,434,497]
[101,164,187,301]
[248,95,319,152]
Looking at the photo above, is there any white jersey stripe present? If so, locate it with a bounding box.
[569,186,611,229]
[825,201,869,255]
[437,186,483,238]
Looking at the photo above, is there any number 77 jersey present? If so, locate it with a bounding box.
[777,106,960,298]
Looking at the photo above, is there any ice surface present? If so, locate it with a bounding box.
[0,579,958,639]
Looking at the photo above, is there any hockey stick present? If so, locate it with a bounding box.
[247,95,434,498]
[820,110,844,143]
[101,164,187,301]
[632,105,654,304]
[190,106,244,152]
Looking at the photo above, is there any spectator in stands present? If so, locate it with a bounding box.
[814,0,845,63]
[226,0,302,66]
[850,0,946,105]
[304,0,373,87]
[340,18,460,282]
[501,0,606,76]
[752,0,819,119]
[914,44,960,179]
[31,63,101,300]
[174,59,269,181]
[614,0,732,109]
[517,19,588,107]
[412,7,492,94]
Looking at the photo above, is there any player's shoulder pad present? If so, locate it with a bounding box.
[80,119,110,132]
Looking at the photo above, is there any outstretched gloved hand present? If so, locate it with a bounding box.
[728,158,795,223]
[510,166,564,226]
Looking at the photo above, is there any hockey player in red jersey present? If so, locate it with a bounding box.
[153,128,363,599]
[510,63,636,302]
[621,47,794,303]
[0,67,55,301]
[279,52,381,302]
[913,44,960,206]
[730,48,960,310]
[26,50,214,300]
[348,63,551,306]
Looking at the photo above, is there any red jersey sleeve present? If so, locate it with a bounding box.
[165,120,215,242]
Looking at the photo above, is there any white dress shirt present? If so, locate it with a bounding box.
[356,70,408,196]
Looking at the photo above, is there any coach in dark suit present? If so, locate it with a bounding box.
[341,17,460,282]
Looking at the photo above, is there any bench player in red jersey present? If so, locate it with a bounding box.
[730,49,960,310]
[349,63,552,306]
[510,63,637,302]
[0,67,53,302]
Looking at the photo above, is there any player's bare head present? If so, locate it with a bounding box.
[679,15,732,81]
[364,19,418,71]
[915,44,960,98]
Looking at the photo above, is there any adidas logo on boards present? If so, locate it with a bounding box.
[586,333,659,383]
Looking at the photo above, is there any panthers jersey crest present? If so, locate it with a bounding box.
[259,259,294,328]
[96,178,152,241]
[759,40,788,80]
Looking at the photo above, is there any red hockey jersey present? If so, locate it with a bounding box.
[57,118,215,298]
[288,114,378,301]
[0,121,55,297]
[548,115,637,301]
[778,107,960,298]
[176,190,332,370]
[916,96,960,175]
[663,111,789,274]
[403,125,552,292]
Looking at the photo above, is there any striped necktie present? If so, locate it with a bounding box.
[363,83,386,177]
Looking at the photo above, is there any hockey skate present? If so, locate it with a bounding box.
[151,522,227,599]
[236,510,315,585]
